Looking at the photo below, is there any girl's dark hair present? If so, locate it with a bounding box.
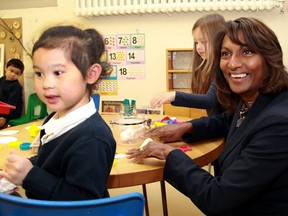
[32,25,113,95]
[214,17,288,112]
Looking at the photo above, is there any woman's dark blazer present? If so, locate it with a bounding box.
[164,92,288,216]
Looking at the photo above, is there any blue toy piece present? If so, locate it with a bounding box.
[20,142,31,150]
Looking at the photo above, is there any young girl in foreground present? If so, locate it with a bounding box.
[0,26,116,200]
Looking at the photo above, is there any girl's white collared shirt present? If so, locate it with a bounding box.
[41,98,96,145]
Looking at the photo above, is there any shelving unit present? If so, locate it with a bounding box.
[164,48,207,119]
[166,48,193,92]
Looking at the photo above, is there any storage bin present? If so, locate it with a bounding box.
[0,101,16,114]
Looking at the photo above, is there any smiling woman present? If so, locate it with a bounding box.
[215,17,288,113]
[219,34,269,104]
[127,17,288,216]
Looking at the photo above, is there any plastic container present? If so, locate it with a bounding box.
[0,101,16,114]
[110,117,147,146]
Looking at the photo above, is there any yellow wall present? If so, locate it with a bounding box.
[1,1,288,110]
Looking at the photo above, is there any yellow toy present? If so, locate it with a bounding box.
[7,141,22,147]
[113,159,117,167]
[151,121,166,128]
[28,123,41,138]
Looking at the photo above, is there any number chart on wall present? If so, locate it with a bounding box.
[104,33,145,81]
[96,63,118,96]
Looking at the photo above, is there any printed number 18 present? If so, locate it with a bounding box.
[119,67,127,75]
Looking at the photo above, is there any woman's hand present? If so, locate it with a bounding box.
[143,122,193,143]
[126,141,176,162]
[150,92,176,108]
[0,151,33,186]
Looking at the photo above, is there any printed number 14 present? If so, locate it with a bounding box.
[128,52,135,60]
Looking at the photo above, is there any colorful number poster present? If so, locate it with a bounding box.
[93,51,118,95]
[104,33,145,80]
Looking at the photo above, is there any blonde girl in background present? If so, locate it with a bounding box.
[151,13,225,116]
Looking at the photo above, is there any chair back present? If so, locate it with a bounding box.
[0,192,144,216]
[27,93,48,121]
[92,93,100,110]
[9,93,48,126]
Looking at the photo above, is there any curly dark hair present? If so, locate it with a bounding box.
[214,17,288,112]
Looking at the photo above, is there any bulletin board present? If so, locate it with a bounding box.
[96,33,145,96]
[0,44,4,76]
[0,17,24,86]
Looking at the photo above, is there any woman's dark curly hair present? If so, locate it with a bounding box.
[213,17,288,112]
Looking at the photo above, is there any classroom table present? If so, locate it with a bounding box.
[0,114,224,216]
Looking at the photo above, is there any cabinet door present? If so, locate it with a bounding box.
[163,103,190,118]
[190,108,207,119]
[163,103,207,119]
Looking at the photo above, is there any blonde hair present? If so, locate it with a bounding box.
[191,13,225,94]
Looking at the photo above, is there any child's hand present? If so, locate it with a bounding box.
[0,151,33,186]
[4,187,19,195]
[0,177,18,194]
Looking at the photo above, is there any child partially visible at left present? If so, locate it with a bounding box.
[0,58,24,129]
[0,25,116,200]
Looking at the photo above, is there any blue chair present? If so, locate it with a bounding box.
[92,93,100,110]
[0,192,144,216]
